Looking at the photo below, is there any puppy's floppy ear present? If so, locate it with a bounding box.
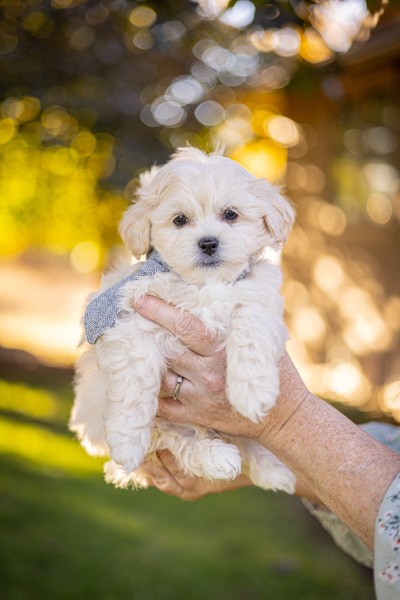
[118,166,160,258]
[252,178,295,249]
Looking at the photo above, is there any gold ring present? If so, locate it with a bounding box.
[173,376,183,400]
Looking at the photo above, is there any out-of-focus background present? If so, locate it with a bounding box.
[1,0,399,598]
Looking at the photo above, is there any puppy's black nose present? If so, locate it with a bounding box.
[198,237,219,256]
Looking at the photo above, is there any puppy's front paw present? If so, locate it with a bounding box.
[108,429,151,474]
[228,368,280,422]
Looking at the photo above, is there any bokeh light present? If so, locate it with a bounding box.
[367,193,393,224]
[266,116,300,147]
[310,0,370,53]
[128,6,157,29]
[379,379,400,420]
[0,0,398,426]
[70,241,101,273]
[230,139,287,180]
[195,101,225,127]
[219,0,255,28]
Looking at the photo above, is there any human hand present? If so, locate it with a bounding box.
[141,449,252,500]
[132,296,309,443]
[132,295,266,440]
[133,298,400,550]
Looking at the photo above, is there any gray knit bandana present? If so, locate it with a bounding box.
[84,249,249,345]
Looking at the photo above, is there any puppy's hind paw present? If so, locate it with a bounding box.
[104,460,149,489]
[182,438,242,481]
[245,450,296,494]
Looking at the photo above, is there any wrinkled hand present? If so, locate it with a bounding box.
[132,296,265,440]
[142,450,252,501]
[133,296,319,504]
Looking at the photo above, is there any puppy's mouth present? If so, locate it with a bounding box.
[196,255,222,269]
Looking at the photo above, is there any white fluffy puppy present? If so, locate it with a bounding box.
[69,147,296,493]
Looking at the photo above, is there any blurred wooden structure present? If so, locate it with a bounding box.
[283,4,400,407]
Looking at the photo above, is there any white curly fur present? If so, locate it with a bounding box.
[69,147,297,494]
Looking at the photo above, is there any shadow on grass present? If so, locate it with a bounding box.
[0,408,70,437]
[0,454,374,600]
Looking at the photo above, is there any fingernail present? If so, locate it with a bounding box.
[132,297,147,310]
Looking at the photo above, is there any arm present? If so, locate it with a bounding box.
[256,379,400,552]
[133,296,400,550]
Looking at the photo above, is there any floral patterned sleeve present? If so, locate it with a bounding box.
[302,421,400,600]
[375,472,400,597]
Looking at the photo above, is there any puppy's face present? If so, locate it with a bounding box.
[120,148,295,285]
[150,164,272,285]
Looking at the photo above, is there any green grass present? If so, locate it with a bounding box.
[0,368,374,600]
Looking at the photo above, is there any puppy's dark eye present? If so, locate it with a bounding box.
[173,215,187,226]
[223,209,238,221]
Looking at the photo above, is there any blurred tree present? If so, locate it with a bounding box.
[0,0,387,260]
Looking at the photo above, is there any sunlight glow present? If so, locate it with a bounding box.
[310,0,369,53]
[317,203,347,235]
[363,162,400,194]
[299,28,333,63]
[0,260,98,365]
[379,380,400,418]
[0,379,66,421]
[384,297,400,332]
[325,362,371,405]
[70,241,101,273]
[271,27,301,57]
[366,193,393,224]
[230,139,286,180]
[313,255,345,293]
[219,0,255,28]
[0,0,395,426]
[266,115,299,147]
[343,318,392,355]
[128,6,157,28]
[0,118,15,143]
[291,307,327,347]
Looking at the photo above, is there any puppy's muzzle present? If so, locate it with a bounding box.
[198,237,219,256]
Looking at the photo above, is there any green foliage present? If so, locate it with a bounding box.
[0,0,329,264]
[0,121,126,258]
